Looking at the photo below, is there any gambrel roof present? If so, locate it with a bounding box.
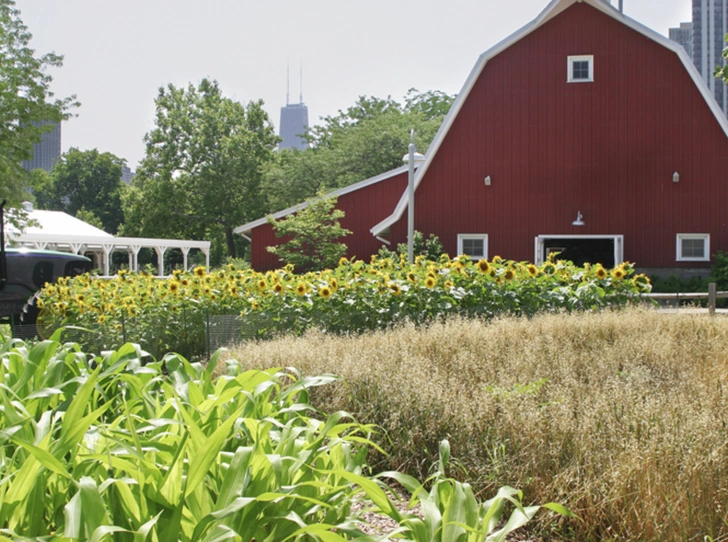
[369,0,728,237]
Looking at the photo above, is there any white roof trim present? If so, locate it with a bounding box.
[371,0,728,237]
[234,164,410,235]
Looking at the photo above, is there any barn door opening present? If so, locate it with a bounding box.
[534,235,623,267]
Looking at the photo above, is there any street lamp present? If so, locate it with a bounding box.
[403,130,425,263]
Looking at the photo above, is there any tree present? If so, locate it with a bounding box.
[263,89,455,211]
[34,148,126,233]
[266,196,351,272]
[122,79,278,261]
[0,0,77,211]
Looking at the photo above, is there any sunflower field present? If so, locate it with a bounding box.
[35,254,651,360]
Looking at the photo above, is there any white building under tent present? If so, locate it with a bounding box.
[5,202,210,276]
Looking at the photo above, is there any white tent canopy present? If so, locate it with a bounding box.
[6,205,210,276]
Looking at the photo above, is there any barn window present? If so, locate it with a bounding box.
[676,234,710,262]
[567,55,594,82]
[457,234,488,260]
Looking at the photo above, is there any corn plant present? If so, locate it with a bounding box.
[354,440,573,541]
[0,333,386,540]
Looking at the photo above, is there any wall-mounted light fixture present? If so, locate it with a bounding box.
[672,171,680,183]
[572,211,585,227]
[484,175,492,186]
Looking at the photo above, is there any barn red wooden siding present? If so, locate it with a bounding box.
[250,170,408,271]
[382,2,728,270]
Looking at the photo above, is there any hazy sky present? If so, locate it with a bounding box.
[16,0,692,170]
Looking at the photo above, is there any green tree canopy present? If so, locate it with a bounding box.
[0,0,77,210]
[34,148,126,233]
[263,89,455,211]
[122,79,279,263]
[266,196,351,272]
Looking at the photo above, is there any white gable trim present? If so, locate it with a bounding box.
[371,0,728,237]
[234,165,409,235]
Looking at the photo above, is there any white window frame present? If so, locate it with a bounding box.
[534,235,623,266]
[676,234,710,262]
[567,55,594,83]
[457,234,488,260]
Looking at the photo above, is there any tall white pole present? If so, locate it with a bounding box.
[407,130,416,264]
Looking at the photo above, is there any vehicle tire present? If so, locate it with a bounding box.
[17,291,41,340]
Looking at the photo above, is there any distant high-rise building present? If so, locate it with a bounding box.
[21,121,61,172]
[279,63,309,151]
[121,164,135,184]
[279,103,309,150]
[669,21,694,59]
[690,0,728,113]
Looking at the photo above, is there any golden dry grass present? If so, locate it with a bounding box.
[228,308,728,541]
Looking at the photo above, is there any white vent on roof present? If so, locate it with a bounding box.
[22,201,33,212]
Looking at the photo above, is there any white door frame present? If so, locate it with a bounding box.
[534,235,624,265]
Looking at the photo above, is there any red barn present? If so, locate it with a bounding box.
[237,0,728,275]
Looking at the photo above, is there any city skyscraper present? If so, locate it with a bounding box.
[21,121,61,172]
[690,0,728,113]
[669,21,694,59]
[278,63,309,151]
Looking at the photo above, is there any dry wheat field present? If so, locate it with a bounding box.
[228,308,728,541]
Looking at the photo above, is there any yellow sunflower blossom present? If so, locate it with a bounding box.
[97,315,106,324]
[388,283,401,296]
[273,283,284,294]
[296,282,307,296]
[168,281,180,294]
[319,286,332,299]
[595,266,608,279]
[194,266,206,278]
[425,276,437,288]
[407,272,416,283]
[257,279,267,292]
[611,267,626,280]
[504,269,516,281]
[338,257,349,266]
[477,259,490,274]
[526,264,539,277]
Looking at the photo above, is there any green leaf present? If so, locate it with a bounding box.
[185,404,244,497]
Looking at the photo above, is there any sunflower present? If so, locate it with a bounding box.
[526,264,539,277]
[330,278,338,291]
[425,276,437,288]
[250,300,260,310]
[97,315,106,324]
[492,255,503,264]
[611,267,626,280]
[319,286,332,299]
[338,257,349,266]
[388,283,401,296]
[445,280,454,289]
[273,282,284,294]
[504,269,516,281]
[407,272,416,283]
[194,266,206,278]
[296,282,307,296]
[595,266,608,279]
[439,254,451,264]
[168,281,180,294]
[542,263,556,275]
[257,279,267,292]
[477,259,490,274]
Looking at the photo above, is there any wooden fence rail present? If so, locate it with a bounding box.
[641,282,728,315]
